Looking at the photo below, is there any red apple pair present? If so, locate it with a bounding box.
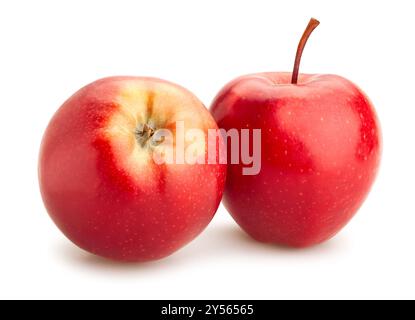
[39,18,381,262]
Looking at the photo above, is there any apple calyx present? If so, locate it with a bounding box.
[135,123,162,147]
[291,18,320,84]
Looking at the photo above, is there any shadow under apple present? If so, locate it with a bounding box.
[54,219,351,274]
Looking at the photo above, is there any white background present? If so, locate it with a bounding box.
[0,0,414,300]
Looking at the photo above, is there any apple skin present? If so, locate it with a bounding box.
[39,77,226,262]
[211,72,381,247]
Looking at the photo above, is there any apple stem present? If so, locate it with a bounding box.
[291,18,320,85]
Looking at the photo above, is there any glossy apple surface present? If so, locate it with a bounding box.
[211,72,381,247]
[39,77,226,261]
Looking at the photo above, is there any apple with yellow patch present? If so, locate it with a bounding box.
[39,77,226,262]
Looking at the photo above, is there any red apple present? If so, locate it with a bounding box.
[210,19,381,247]
[39,77,226,262]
